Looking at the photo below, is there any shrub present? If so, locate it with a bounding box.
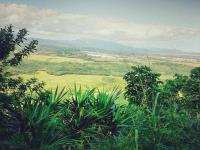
[183,67,200,110]
[91,96,200,150]
[123,65,162,107]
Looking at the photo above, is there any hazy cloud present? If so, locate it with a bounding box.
[0,3,200,44]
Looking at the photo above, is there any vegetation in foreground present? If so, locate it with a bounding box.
[0,25,200,150]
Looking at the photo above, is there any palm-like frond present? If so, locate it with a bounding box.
[0,86,69,149]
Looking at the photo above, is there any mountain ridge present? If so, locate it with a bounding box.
[35,38,198,56]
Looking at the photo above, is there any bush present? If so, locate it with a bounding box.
[123,65,162,107]
[91,98,200,150]
[184,67,200,110]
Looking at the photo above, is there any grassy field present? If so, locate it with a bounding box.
[16,52,200,93]
[19,70,126,104]
[20,71,125,90]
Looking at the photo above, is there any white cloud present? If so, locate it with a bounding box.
[0,3,200,44]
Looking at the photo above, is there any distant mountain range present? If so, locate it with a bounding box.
[35,38,192,55]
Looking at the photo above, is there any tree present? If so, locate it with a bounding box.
[0,24,38,91]
[190,67,200,80]
[0,25,38,66]
[161,67,200,111]
[0,25,44,145]
[123,65,162,106]
[162,74,188,99]
[183,67,200,110]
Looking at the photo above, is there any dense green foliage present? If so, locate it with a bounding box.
[185,67,200,109]
[0,25,200,149]
[0,25,38,66]
[123,66,162,107]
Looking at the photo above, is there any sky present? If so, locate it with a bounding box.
[0,0,200,52]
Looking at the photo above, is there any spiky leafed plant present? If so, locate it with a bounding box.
[0,85,70,149]
[61,86,130,148]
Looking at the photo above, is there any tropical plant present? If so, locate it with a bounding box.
[0,85,70,149]
[61,86,132,148]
